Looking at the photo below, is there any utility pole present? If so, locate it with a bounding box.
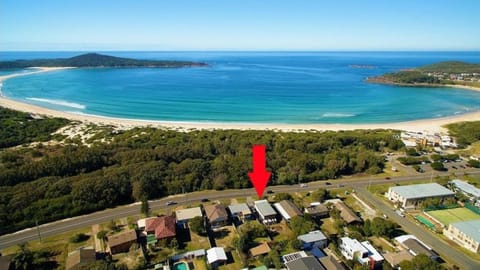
[35,218,42,243]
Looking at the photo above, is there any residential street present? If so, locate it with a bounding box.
[1,168,480,269]
[355,187,480,270]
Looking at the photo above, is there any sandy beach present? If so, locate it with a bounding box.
[1,67,480,133]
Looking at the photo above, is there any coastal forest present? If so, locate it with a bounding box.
[0,107,406,234]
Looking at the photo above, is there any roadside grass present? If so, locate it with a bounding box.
[1,227,93,269]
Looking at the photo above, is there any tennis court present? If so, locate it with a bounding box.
[426,207,480,226]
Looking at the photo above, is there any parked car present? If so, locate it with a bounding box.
[325,182,332,185]
[267,190,274,194]
[300,183,308,188]
[201,198,209,202]
[166,201,177,206]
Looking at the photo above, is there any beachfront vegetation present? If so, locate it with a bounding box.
[418,61,480,74]
[446,121,480,148]
[0,108,404,234]
[0,53,206,69]
[0,107,69,148]
[379,70,441,84]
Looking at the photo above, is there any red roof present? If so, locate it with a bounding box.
[146,216,176,239]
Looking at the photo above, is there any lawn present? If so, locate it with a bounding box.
[1,227,93,269]
[426,207,480,226]
[214,226,237,249]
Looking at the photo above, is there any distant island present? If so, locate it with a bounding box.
[367,61,480,89]
[0,53,208,69]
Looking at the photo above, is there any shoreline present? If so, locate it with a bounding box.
[1,67,480,132]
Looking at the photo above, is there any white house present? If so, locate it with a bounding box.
[339,237,383,267]
[207,247,227,267]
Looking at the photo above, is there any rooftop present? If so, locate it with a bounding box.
[254,200,277,217]
[305,204,329,216]
[361,241,384,262]
[107,229,137,248]
[451,179,480,198]
[340,237,368,254]
[298,230,328,243]
[334,202,362,224]
[282,251,308,263]
[383,250,413,267]
[204,204,228,221]
[66,247,96,270]
[175,207,203,222]
[228,203,252,215]
[389,183,454,200]
[285,256,326,270]
[249,242,271,257]
[450,219,480,243]
[319,256,346,270]
[207,247,227,264]
[274,200,302,220]
[402,238,435,257]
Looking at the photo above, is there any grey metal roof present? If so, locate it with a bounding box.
[450,220,480,243]
[228,203,252,215]
[254,200,277,217]
[389,183,454,200]
[451,179,480,198]
[298,230,327,243]
[285,256,326,270]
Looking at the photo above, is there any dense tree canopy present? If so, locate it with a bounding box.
[0,107,404,234]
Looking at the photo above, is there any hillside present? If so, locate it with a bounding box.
[0,53,208,69]
[367,61,480,87]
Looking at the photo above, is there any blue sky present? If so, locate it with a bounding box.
[1,0,479,51]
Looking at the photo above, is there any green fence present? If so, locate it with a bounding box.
[424,204,458,212]
[416,215,435,229]
[465,203,480,215]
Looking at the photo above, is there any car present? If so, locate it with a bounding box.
[395,210,405,217]
[166,201,177,206]
[325,182,332,185]
[267,190,274,194]
[300,183,307,188]
[452,166,457,169]
[385,177,391,180]
[201,198,209,202]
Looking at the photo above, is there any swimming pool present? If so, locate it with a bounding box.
[172,262,190,270]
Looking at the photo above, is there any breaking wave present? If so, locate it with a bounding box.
[26,98,86,109]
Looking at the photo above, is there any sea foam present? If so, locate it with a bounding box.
[26,98,86,109]
[322,113,356,118]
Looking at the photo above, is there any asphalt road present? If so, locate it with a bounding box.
[1,168,480,257]
[355,187,480,270]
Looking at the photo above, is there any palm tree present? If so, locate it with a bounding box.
[11,244,34,270]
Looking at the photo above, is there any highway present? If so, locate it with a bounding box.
[1,168,480,267]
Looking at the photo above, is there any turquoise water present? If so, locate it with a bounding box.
[2,51,480,123]
[173,262,189,270]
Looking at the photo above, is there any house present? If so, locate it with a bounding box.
[175,207,203,228]
[387,183,455,209]
[395,235,438,260]
[228,203,253,222]
[285,256,326,270]
[254,200,277,224]
[339,237,383,268]
[273,200,302,222]
[282,251,308,263]
[319,256,347,270]
[305,203,329,218]
[204,204,229,228]
[334,202,362,224]
[383,250,413,269]
[249,242,271,257]
[66,247,96,270]
[0,255,13,270]
[444,220,480,253]
[107,229,137,254]
[297,230,328,250]
[145,215,176,240]
[206,247,227,268]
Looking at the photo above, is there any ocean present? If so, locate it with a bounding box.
[1,51,480,124]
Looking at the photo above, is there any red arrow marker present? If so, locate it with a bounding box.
[248,145,271,198]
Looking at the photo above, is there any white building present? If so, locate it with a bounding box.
[254,200,277,224]
[450,179,480,206]
[444,220,480,253]
[339,237,383,266]
[206,247,227,267]
[387,183,455,209]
